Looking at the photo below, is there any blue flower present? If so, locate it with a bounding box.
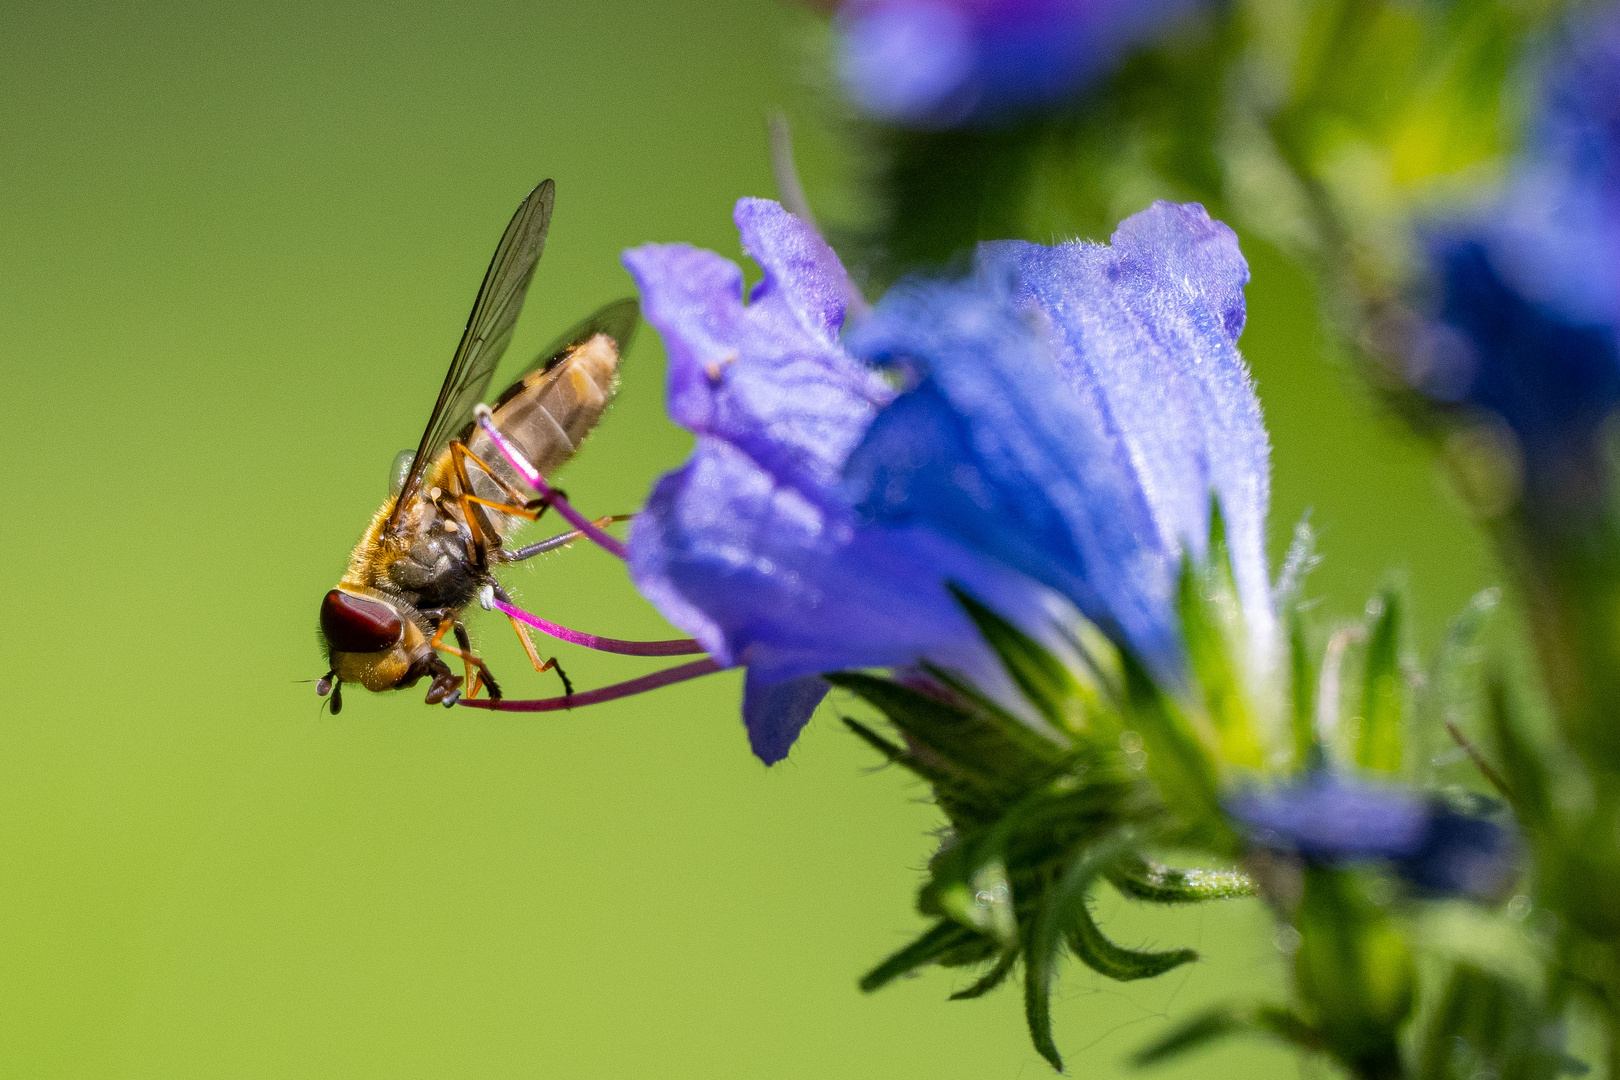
[1227,773,1518,900]
[623,198,1272,763]
[1414,10,1620,518]
[834,0,1208,128]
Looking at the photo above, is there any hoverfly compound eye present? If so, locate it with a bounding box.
[320,590,404,653]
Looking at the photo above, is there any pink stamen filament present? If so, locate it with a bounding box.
[474,405,628,559]
[495,598,704,657]
[458,658,725,712]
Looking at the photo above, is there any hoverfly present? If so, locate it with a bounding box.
[315,179,638,713]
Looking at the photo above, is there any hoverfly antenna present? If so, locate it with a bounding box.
[315,673,334,697]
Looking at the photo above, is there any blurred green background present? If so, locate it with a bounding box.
[0,0,1494,1075]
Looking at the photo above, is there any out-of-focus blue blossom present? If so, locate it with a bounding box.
[1227,773,1518,900]
[1415,9,1620,517]
[623,198,1271,763]
[834,0,1207,128]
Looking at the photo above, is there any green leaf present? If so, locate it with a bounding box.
[1418,963,1579,1080]
[1131,1004,1323,1067]
[949,584,1083,735]
[1130,1007,1243,1067]
[1067,899,1197,981]
[1357,591,1405,774]
[950,949,1018,1001]
[1293,867,1414,1064]
[1105,853,1257,903]
[1485,674,1549,828]
[859,920,979,994]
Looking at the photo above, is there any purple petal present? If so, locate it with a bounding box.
[621,200,889,499]
[843,201,1272,680]
[629,438,1065,687]
[742,673,830,765]
[1227,774,1430,862]
[993,202,1273,663]
[843,268,1181,676]
[1228,773,1518,900]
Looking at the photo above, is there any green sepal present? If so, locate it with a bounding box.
[1105,852,1257,904]
[917,662,1075,768]
[1067,898,1197,981]
[825,672,1047,816]
[950,949,1019,1000]
[1357,591,1406,774]
[859,920,980,994]
[1131,1004,1324,1067]
[949,584,1085,736]
[1119,653,1230,850]
[931,845,1018,946]
[1023,831,1136,1071]
[1289,603,1323,770]
[1177,542,1265,769]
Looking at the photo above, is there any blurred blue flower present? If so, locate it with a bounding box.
[834,0,1208,128]
[623,198,1272,763]
[1227,773,1517,900]
[1415,10,1620,517]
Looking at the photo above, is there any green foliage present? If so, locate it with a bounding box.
[840,551,1563,1075]
[1358,592,1406,774]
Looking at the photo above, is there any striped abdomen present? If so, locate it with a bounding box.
[461,332,621,540]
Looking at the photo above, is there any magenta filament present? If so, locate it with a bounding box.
[474,404,629,559]
[458,658,725,712]
[495,598,704,656]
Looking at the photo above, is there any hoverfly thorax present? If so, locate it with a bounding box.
[313,178,637,710]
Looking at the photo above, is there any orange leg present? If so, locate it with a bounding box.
[430,618,502,700]
[506,614,574,696]
[445,440,559,561]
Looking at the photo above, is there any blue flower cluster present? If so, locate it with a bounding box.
[1417,9,1620,519]
[832,0,1208,128]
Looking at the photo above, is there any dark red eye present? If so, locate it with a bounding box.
[320,589,403,653]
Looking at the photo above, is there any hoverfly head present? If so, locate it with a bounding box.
[319,587,422,694]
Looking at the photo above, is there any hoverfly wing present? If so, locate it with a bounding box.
[527,296,639,380]
[389,179,555,529]
[464,297,638,536]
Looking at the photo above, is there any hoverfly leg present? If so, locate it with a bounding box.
[454,622,502,700]
[522,488,567,521]
[492,595,573,697]
[422,653,465,707]
[502,515,633,563]
[543,655,574,697]
[447,440,544,537]
[428,617,499,701]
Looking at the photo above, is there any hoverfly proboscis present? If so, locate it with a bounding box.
[315,179,659,713]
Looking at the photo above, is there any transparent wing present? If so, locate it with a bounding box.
[486,296,639,413]
[388,179,555,528]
